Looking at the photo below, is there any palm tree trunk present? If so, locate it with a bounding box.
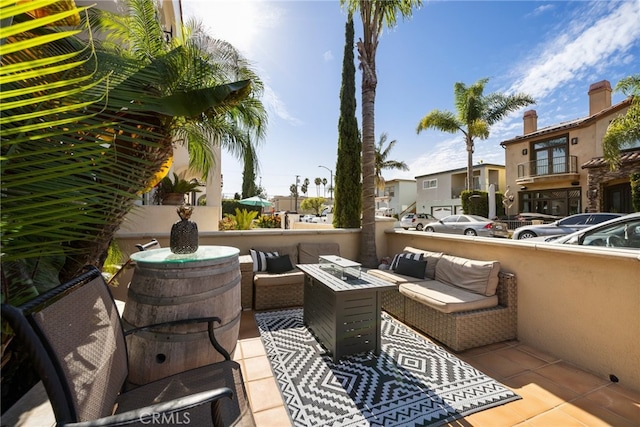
[466,137,474,192]
[360,78,378,268]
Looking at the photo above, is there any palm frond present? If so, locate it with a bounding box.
[1,1,171,294]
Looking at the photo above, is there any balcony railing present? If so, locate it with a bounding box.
[517,155,578,179]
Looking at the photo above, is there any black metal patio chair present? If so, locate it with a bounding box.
[1,266,254,426]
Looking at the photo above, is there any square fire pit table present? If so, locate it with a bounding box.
[298,263,397,362]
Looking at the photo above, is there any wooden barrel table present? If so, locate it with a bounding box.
[122,245,241,385]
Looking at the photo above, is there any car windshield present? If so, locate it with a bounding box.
[467,215,489,222]
[563,218,640,248]
[558,215,588,226]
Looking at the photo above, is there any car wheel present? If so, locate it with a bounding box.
[425,226,435,232]
[518,230,537,239]
[416,223,424,231]
[464,229,477,236]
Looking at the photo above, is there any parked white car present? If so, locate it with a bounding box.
[400,213,437,231]
[529,213,640,250]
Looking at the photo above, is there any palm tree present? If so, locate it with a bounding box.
[416,78,534,192]
[90,2,268,179]
[1,0,262,298]
[375,132,409,196]
[340,0,422,267]
[314,177,322,197]
[603,74,640,170]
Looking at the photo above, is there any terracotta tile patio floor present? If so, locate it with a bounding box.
[236,310,640,427]
[4,309,638,426]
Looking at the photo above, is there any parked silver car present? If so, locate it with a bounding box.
[512,212,623,240]
[529,213,640,249]
[423,214,497,237]
[400,213,437,231]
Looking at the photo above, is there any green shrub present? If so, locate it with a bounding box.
[255,215,281,228]
[631,172,640,212]
[218,216,236,230]
[224,208,258,230]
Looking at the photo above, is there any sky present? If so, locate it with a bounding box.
[180,0,640,199]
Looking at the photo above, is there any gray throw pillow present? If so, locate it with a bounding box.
[266,254,294,274]
[394,257,427,279]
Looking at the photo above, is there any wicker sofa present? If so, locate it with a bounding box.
[367,246,517,352]
[239,242,340,310]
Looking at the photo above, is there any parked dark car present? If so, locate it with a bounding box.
[512,212,623,240]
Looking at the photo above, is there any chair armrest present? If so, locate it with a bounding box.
[57,387,233,427]
[124,316,230,360]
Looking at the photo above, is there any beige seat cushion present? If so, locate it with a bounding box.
[400,280,498,313]
[435,254,500,296]
[254,270,305,287]
[298,242,340,264]
[366,268,424,284]
[402,247,443,280]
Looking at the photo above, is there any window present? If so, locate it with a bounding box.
[519,188,581,216]
[533,136,568,176]
[472,176,481,191]
[422,179,437,189]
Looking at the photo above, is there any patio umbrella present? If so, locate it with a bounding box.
[239,196,272,207]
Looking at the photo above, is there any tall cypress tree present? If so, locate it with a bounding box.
[241,142,257,198]
[333,14,361,228]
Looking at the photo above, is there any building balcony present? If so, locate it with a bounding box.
[516,156,579,184]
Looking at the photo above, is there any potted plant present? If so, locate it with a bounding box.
[154,172,202,205]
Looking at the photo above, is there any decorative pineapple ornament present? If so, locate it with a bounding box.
[170,204,199,254]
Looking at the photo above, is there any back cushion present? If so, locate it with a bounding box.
[298,242,340,264]
[403,246,443,280]
[435,254,500,296]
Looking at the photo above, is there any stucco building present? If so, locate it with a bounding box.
[500,80,638,216]
[415,164,506,218]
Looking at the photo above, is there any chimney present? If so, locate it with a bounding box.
[523,110,537,135]
[588,80,612,116]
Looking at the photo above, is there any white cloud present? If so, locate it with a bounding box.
[181,0,281,58]
[529,4,555,18]
[511,1,640,100]
[181,0,301,125]
[404,136,468,178]
[262,85,303,126]
[323,50,334,62]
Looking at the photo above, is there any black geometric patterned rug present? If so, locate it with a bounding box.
[255,308,520,427]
